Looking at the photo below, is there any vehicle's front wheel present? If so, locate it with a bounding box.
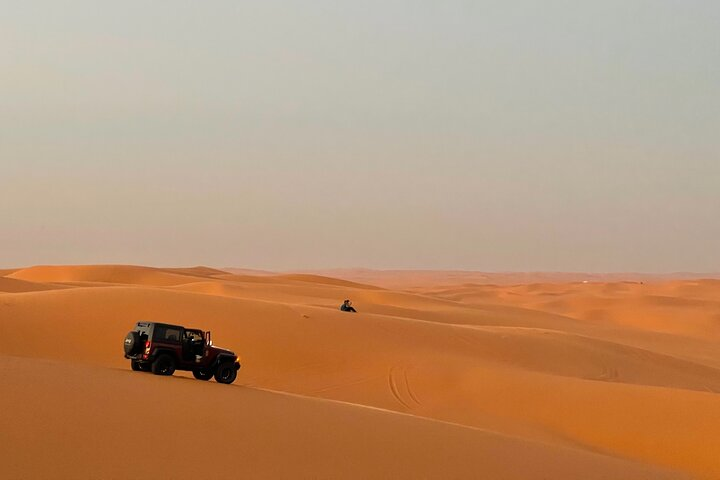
[192,368,213,381]
[151,354,176,376]
[214,363,237,384]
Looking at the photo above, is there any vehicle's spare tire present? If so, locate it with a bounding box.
[124,331,141,355]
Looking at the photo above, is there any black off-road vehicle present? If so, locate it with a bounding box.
[123,322,241,384]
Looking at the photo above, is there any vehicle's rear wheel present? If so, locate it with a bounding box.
[138,363,151,372]
[192,368,214,381]
[214,363,237,384]
[130,360,141,371]
[151,354,176,376]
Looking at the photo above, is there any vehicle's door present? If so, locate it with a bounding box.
[181,329,204,362]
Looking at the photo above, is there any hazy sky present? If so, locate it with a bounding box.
[1,1,718,271]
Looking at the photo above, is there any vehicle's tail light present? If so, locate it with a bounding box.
[144,341,151,354]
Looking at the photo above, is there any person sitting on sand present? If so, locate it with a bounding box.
[340,299,357,312]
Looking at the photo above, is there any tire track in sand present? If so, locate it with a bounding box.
[388,367,421,409]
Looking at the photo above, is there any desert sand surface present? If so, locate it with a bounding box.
[2,265,719,479]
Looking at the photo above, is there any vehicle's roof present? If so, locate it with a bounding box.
[135,321,202,331]
[136,321,182,329]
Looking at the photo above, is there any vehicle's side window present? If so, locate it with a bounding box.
[154,326,181,343]
[164,328,181,342]
[152,326,164,341]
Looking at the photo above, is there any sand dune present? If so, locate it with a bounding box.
[0,276,68,293]
[1,356,684,480]
[273,273,383,290]
[8,264,209,287]
[163,266,231,277]
[305,269,720,289]
[420,281,720,340]
[2,265,718,478]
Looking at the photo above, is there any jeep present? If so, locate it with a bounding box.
[123,322,241,384]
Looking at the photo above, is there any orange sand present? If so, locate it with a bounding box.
[2,265,719,479]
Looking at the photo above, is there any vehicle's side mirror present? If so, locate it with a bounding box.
[205,331,213,346]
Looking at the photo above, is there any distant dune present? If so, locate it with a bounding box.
[2,265,719,478]
[223,267,278,276]
[303,268,720,289]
